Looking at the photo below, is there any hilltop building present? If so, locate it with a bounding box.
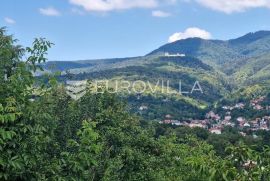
[164,52,186,57]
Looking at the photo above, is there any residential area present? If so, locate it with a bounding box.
[158,96,270,135]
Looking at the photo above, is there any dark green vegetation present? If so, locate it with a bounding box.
[43,30,270,120]
[2,28,270,181]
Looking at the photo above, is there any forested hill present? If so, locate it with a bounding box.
[44,30,270,79]
[149,31,270,73]
[39,30,270,119]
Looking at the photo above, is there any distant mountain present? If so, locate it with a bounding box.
[149,30,270,74]
[229,31,270,45]
[42,30,270,119]
[53,55,229,119]
[43,57,139,73]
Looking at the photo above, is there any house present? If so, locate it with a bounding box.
[224,116,232,121]
[244,123,251,127]
[251,96,265,105]
[254,104,263,110]
[163,120,173,124]
[235,103,245,109]
[226,122,236,127]
[209,128,222,134]
[188,120,207,129]
[139,105,148,111]
[250,120,259,128]
[237,117,246,122]
[189,123,206,128]
[260,124,269,131]
[206,111,221,121]
[171,120,181,126]
[240,132,246,137]
[165,114,172,119]
[237,117,246,128]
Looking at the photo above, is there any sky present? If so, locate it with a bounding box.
[1,0,270,61]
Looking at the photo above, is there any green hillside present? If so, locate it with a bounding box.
[53,55,229,119]
[43,30,270,119]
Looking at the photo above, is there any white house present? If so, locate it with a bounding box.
[209,128,222,134]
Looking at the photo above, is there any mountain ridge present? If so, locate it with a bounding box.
[41,30,270,119]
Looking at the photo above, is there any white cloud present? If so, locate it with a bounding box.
[196,0,270,14]
[152,10,171,17]
[68,0,270,14]
[4,17,16,24]
[39,7,61,16]
[168,27,211,43]
[69,0,158,12]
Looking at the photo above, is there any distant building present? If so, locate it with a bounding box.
[244,123,251,127]
[209,128,222,134]
[237,117,246,128]
[206,111,220,121]
[165,114,172,119]
[163,120,173,124]
[237,117,246,123]
[171,120,181,126]
[164,52,186,57]
[139,105,148,111]
[254,105,263,110]
[240,132,247,137]
[189,123,206,129]
[224,116,232,121]
[235,103,245,109]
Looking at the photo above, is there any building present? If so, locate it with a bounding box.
[244,123,251,127]
[235,103,245,109]
[209,128,222,134]
[139,105,148,111]
[164,52,186,57]
[254,105,263,110]
[206,111,221,121]
[224,116,232,121]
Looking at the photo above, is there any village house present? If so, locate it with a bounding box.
[188,123,206,129]
[250,96,266,110]
[162,120,173,124]
[165,114,172,119]
[251,96,265,105]
[224,116,232,121]
[206,111,221,121]
[209,127,222,134]
[171,120,182,126]
[250,119,260,129]
[244,123,251,127]
[139,105,148,111]
[237,117,247,128]
[235,103,245,109]
[240,132,247,137]
[254,104,263,110]
[222,106,230,110]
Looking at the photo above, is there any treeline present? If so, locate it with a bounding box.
[1,28,270,180]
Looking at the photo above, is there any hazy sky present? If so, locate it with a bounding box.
[1,0,270,60]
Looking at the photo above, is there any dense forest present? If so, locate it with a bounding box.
[1,28,270,180]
